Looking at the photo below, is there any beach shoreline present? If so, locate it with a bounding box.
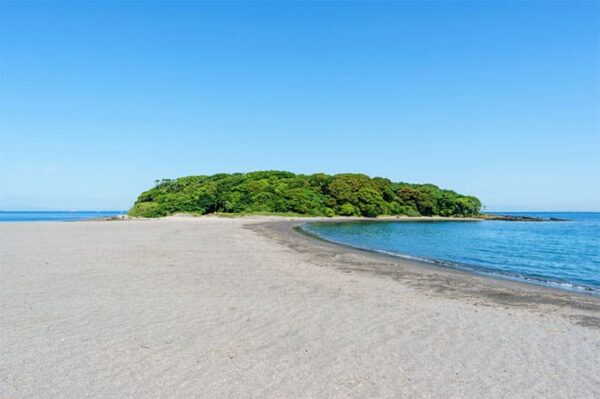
[1,217,599,397]
[299,220,599,298]
[251,218,600,312]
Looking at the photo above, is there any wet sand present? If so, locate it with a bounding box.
[1,217,599,398]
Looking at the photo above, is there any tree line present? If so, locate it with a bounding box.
[129,171,482,218]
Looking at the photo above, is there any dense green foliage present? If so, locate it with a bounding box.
[129,171,481,218]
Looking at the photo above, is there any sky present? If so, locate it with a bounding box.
[1,1,598,211]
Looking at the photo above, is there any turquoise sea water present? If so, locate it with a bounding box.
[304,213,600,294]
[0,211,125,222]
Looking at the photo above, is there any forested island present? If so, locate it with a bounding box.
[129,171,482,218]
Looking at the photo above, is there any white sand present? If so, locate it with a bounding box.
[1,217,599,398]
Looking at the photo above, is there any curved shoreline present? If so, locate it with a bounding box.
[248,218,600,313]
[299,221,599,296]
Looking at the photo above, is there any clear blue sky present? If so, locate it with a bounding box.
[1,1,598,211]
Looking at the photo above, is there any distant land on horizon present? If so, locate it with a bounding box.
[2,209,599,213]
[129,170,482,218]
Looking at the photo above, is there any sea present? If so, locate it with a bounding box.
[0,211,126,222]
[303,212,600,295]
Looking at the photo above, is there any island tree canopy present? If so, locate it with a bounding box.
[129,171,481,218]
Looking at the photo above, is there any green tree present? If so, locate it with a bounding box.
[338,203,359,216]
[355,187,386,217]
[128,171,481,218]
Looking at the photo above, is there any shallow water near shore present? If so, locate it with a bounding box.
[304,212,600,294]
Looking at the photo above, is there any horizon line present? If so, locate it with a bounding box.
[1,209,599,214]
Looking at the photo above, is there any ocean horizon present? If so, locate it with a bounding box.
[1,210,598,222]
[0,210,126,222]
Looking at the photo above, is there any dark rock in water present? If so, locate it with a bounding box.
[477,214,569,222]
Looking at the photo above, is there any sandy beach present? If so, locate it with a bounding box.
[1,217,599,398]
